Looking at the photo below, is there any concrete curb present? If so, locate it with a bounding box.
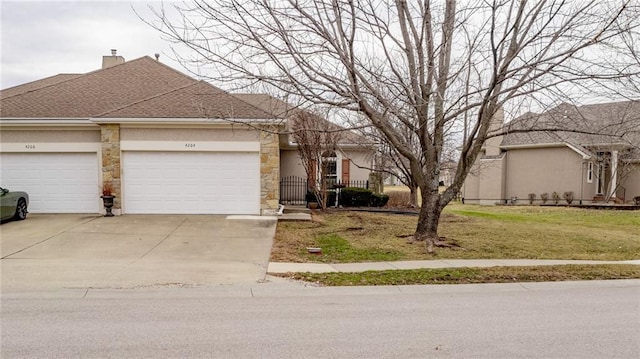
[267,259,640,274]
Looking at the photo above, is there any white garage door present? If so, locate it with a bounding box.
[0,153,99,213]
[123,151,260,214]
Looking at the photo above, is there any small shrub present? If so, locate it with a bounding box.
[563,191,575,205]
[528,193,536,205]
[370,193,390,207]
[551,191,561,204]
[340,187,373,207]
[634,196,640,205]
[540,192,549,204]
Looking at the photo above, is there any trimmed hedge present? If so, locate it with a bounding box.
[339,187,389,207]
[340,187,372,207]
[370,193,390,207]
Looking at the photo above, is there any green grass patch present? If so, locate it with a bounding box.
[279,264,640,286]
[272,204,640,262]
[306,234,403,263]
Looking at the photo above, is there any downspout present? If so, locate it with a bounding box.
[502,151,508,205]
[580,161,585,205]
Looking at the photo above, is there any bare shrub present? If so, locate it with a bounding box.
[540,193,549,204]
[563,191,575,205]
[552,192,561,204]
[528,193,536,205]
[386,191,415,208]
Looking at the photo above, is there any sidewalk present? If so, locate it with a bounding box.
[267,259,640,274]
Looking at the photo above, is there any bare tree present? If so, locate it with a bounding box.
[290,111,342,210]
[144,0,640,252]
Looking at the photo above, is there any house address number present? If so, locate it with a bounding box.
[185,143,196,148]
[25,144,36,149]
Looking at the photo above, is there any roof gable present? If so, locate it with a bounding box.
[502,100,640,151]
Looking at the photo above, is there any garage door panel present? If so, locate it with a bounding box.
[123,151,260,214]
[0,153,99,213]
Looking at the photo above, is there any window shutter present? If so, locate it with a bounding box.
[341,159,350,183]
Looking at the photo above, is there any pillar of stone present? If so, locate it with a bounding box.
[100,124,121,213]
[260,132,280,215]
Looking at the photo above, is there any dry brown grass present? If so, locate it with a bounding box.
[385,191,415,208]
[271,204,640,263]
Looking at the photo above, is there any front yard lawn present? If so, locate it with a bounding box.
[271,204,640,262]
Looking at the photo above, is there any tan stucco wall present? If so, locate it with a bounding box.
[463,156,505,205]
[341,149,373,182]
[620,163,640,202]
[280,149,307,178]
[462,168,480,202]
[478,157,505,205]
[505,147,586,204]
[120,128,260,141]
[0,129,100,142]
[280,148,372,182]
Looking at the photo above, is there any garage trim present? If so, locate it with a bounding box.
[120,140,260,152]
[0,142,100,152]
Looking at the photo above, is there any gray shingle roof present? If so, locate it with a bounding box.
[99,81,274,119]
[1,57,273,120]
[502,100,640,158]
[0,73,82,99]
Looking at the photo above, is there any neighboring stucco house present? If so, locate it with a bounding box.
[463,101,640,205]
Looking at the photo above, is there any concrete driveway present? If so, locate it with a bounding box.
[0,214,277,292]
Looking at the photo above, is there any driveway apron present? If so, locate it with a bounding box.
[0,214,277,292]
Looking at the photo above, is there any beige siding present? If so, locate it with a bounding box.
[462,168,480,203]
[505,147,586,204]
[280,148,373,181]
[341,149,372,182]
[620,164,640,202]
[462,156,505,205]
[0,129,100,143]
[280,149,307,178]
[120,128,260,141]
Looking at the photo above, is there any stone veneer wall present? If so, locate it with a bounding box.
[100,124,121,210]
[260,132,280,214]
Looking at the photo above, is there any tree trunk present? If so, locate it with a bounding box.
[409,183,419,208]
[414,191,443,253]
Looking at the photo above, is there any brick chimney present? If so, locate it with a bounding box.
[102,49,125,69]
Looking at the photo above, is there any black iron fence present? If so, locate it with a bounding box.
[279,176,369,205]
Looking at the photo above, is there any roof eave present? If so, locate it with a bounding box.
[0,118,95,126]
[91,117,285,126]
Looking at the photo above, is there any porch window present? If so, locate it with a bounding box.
[587,162,593,183]
[321,151,338,188]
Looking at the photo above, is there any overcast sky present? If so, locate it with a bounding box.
[0,0,187,89]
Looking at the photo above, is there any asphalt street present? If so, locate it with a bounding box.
[2,280,639,358]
